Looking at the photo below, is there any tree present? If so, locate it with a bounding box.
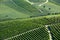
[5,15,8,17]
[43,6,45,8]
[49,8,51,10]
[47,13,50,15]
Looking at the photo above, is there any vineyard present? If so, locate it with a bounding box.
[49,23,60,40]
[0,0,60,40]
[0,15,60,40]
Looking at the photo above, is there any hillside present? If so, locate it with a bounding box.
[49,0,60,5]
[0,0,60,40]
[0,0,42,20]
[0,15,60,40]
[0,0,60,20]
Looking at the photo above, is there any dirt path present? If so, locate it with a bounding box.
[26,0,48,6]
[45,25,52,40]
[25,0,34,5]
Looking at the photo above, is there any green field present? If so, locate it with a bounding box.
[0,0,60,40]
[0,15,60,40]
[0,0,60,20]
[49,0,60,5]
[49,23,60,40]
[11,27,49,40]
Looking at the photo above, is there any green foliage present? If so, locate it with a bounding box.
[0,0,60,40]
[11,27,49,40]
[49,23,60,40]
[0,20,43,40]
[0,15,60,40]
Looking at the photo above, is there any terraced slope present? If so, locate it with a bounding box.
[10,27,49,40]
[0,0,60,40]
[49,23,60,40]
[0,15,60,40]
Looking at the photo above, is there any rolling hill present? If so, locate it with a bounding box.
[0,15,60,40]
[0,0,60,20]
[0,0,60,40]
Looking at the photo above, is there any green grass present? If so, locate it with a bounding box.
[0,15,60,40]
[40,2,60,13]
[10,27,49,40]
[0,0,43,20]
[0,1,30,19]
[49,0,60,5]
[0,0,60,40]
[0,21,44,40]
[0,0,60,20]
[33,0,60,15]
